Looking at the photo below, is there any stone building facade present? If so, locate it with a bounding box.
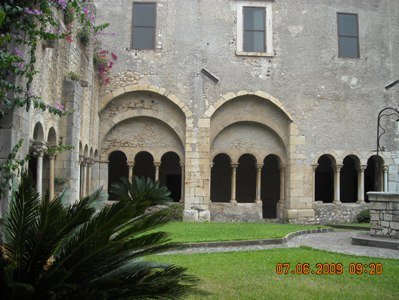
[1,0,399,223]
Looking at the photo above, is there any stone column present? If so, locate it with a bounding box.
[279,166,286,205]
[255,163,263,204]
[86,159,92,196]
[49,154,56,200]
[33,142,46,196]
[357,165,366,203]
[36,150,44,196]
[230,163,238,205]
[333,164,343,204]
[383,165,389,192]
[82,159,87,198]
[79,156,84,199]
[180,162,185,202]
[127,162,134,180]
[311,164,318,202]
[154,161,161,181]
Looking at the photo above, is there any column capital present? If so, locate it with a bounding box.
[154,161,161,167]
[127,161,135,167]
[210,162,214,169]
[179,161,185,167]
[48,153,56,160]
[383,165,389,172]
[279,165,286,172]
[311,164,318,171]
[336,164,343,171]
[32,141,47,157]
[231,163,239,169]
[357,165,367,172]
[256,163,264,169]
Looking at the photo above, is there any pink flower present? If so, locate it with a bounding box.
[111,52,118,60]
[25,8,42,16]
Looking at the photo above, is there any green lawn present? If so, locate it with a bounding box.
[152,247,399,300]
[156,222,325,243]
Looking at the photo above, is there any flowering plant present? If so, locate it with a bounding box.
[0,0,109,117]
[93,46,118,86]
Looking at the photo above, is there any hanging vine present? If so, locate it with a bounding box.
[0,0,109,118]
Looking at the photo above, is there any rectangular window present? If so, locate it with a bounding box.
[132,3,156,50]
[337,13,359,58]
[243,7,266,53]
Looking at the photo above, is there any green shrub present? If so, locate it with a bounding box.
[164,203,184,221]
[357,209,370,223]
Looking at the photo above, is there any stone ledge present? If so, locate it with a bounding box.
[367,192,399,202]
[181,228,333,248]
[351,232,399,250]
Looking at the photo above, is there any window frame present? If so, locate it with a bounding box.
[337,12,360,59]
[243,6,267,53]
[236,1,273,57]
[131,2,157,50]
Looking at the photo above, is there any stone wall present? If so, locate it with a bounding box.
[210,203,262,222]
[368,192,399,239]
[313,202,370,224]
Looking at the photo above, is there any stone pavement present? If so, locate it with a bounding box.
[164,231,399,259]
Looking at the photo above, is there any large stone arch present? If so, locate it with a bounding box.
[99,90,187,151]
[100,116,184,162]
[210,94,292,150]
[99,85,192,117]
[205,90,293,121]
[211,121,287,163]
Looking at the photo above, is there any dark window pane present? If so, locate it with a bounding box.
[339,36,359,58]
[244,31,265,52]
[133,3,156,27]
[133,27,155,50]
[338,14,358,36]
[244,7,265,31]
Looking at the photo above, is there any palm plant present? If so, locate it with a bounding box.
[0,173,196,299]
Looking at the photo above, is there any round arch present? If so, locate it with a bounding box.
[211,153,232,203]
[341,155,360,203]
[160,151,182,202]
[99,85,192,117]
[205,90,293,121]
[237,153,257,203]
[261,154,281,218]
[108,150,129,200]
[134,151,155,181]
[315,154,335,203]
[33,122,45,141]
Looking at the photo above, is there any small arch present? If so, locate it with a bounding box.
[365,155,384,201]
[160,152,181,202]
[84,145,89,157]
[108,150,129,200]
[134,151,155,181]
[33,122,45,141]
[94,149,99,159]
[79,142,83,156]
[211,153,232,203]
[261,154,281,218]
[47,127,57,146]
[315,155,335,203]
[237,154,257,203]
[341,155,360,203]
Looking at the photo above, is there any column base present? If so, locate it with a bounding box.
[333,200,341,204]
[230,200,238,205]
[183,209,210,222]
[356,200,365,204]
[254,199,262,205]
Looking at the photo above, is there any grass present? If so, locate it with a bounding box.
[156,222,325,243]
[152,247,399,299]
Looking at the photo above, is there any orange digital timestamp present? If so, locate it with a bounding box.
[275,263,383,275]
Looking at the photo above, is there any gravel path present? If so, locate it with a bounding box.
[164,231,399,259]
